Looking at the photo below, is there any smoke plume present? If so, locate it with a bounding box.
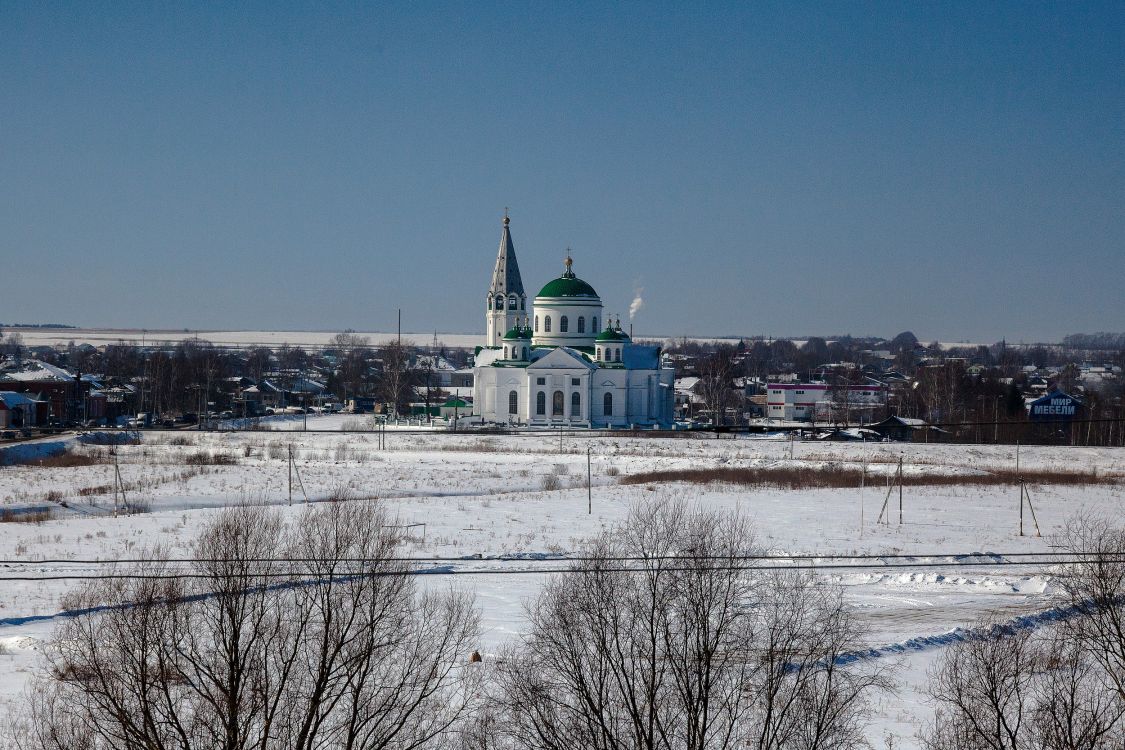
[629,288,644,320]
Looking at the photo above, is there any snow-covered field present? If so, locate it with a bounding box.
[8,326,985,351]
[1,419,1122,746]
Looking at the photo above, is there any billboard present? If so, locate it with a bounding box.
[1028,389,1082,421]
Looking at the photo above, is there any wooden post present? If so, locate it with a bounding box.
[1016,441,1022,536]
[587,445,592,515]
[859,453,866,538]
[898,455,903,525]
[1021,483,1030,537]
[113,450,119,518]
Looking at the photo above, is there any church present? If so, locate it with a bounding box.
[472,215,674,428]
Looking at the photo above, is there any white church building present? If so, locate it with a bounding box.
[472,215,674,428]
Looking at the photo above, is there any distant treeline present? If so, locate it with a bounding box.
[1062,332,1125,350]
[0,322,76,329]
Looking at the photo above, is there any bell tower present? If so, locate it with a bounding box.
[485,211,526,346]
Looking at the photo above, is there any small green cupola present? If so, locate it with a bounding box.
[595,317,629,363]
[501,317,533,361]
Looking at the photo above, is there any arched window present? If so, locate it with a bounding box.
[596,347,601,361]
[509,390,518,415]
[571,391,581,417]
[496,296,504,310]
[544,316,552,332]
[534,316,539,332]
[603,392,613,416]
[508,295,517,310]
[615,348,621,362]
[592,316,599,333]
[577,316,585,333]
[522,346,528,359]
[520,298,525,310]
[487,294,493,310]
[504,346,509,359]
[560,316,568,333]
[536,392,546,415]
[552,391,564,416]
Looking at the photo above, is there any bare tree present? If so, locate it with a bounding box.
[922,622,1041,750]
[921,622,1125,750]
[330,331,372,402]
[9,502,482,750]
[922,518,1125,750]
[698,347,738,426]
[1057,517,1125,700]
[3,331,25,364]
[380,338,415,418]
[491,497,887,750]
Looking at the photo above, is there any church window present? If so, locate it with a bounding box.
[520,298,525,310]
[537,377,545,385]
[536,392,546,415]
[577,317,585,333]
[508,295,517,310]
[495,297,504,310]
[522,347,528,359]
[509,390,518,415]
[615,348,621,362]
[571,391,581,417]
[534,316,539,332]
[487,294,493,309]
[592,316,598,332]
[571,378,580,386]
[544,316,552,332]
[596,348,601,361]
[552,390,564,416]
[560,316,568,333]
[604,392,613,416]
[504,346,509,359]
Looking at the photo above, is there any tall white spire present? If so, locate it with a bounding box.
[486,212,526,346]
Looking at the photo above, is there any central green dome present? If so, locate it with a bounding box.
[537,276,599,298]
[535,254,600,298]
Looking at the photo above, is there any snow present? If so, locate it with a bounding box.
[0,421,1122,747]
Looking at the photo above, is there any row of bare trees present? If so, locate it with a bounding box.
[46,334,422,417]
[10,502,481,750]
[8,498,891,750]
[490,499,889,750]
[14,496,1125,749]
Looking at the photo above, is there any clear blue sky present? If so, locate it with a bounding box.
[2,1,1122,343]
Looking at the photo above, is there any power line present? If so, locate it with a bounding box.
[2,556,1123,582]
[0,550,1111,565]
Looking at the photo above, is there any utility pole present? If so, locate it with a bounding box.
[288,444,293,507]
[587,445,592,515]
[113,449,119,518]
[898,454,904,525]
[1017,441,1022,536]
[859,451,866,539]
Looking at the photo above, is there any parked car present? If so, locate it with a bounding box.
[1,431,17,440]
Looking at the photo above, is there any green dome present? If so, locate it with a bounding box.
[502,326,532,340]
[536,255,599,299]
[595,328,627,342]
[536,276,599,299]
